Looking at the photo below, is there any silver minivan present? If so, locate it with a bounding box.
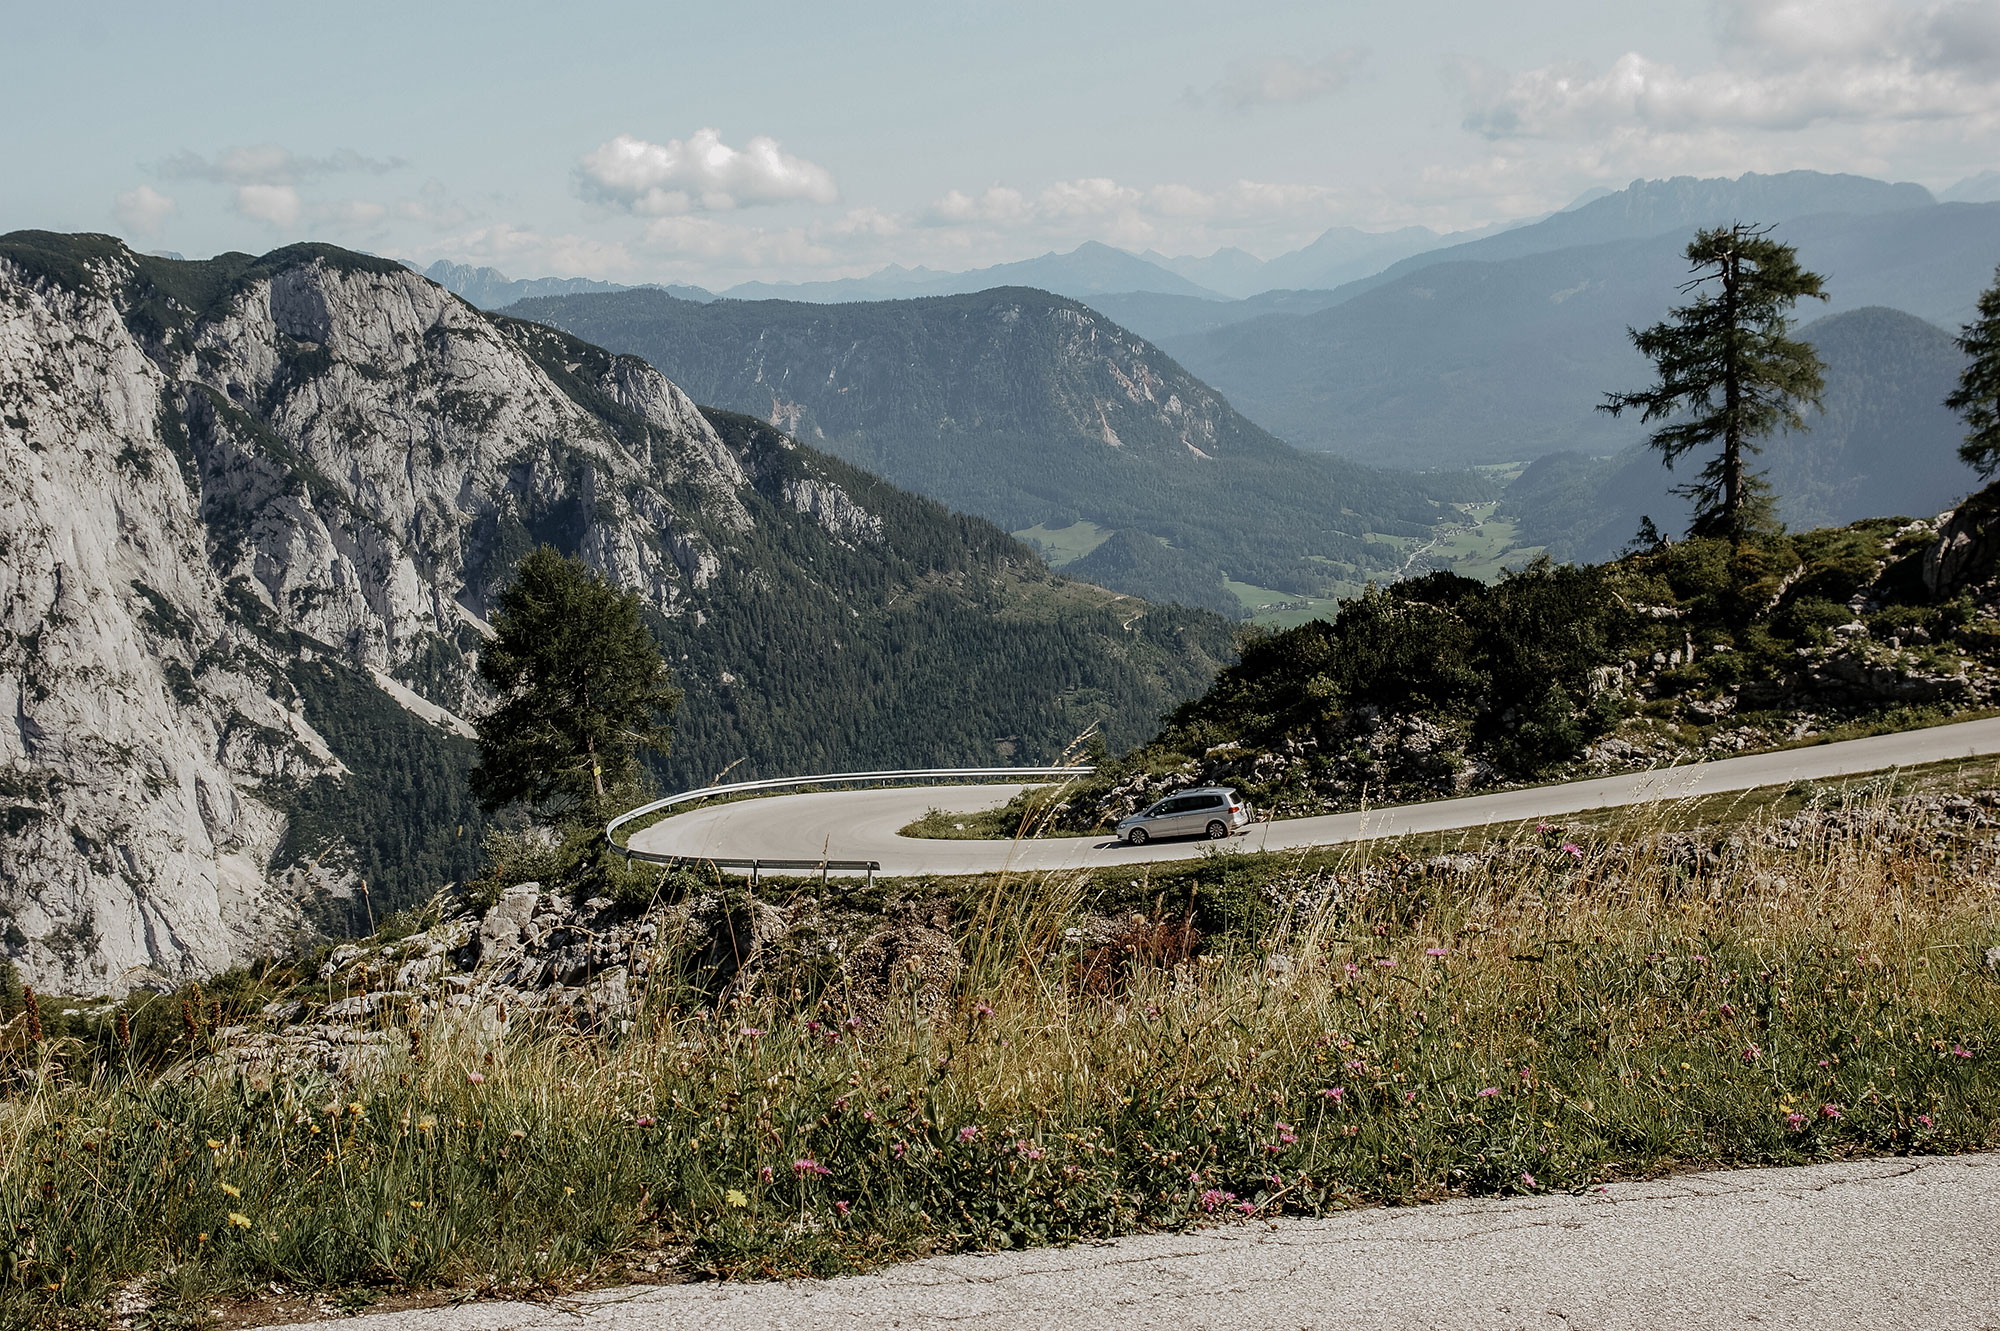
[1116,787,1251,845]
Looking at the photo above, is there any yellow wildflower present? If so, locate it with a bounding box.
[563,1186,575,1196]
[410,1200,424,1210]
[725,1189,748,1209]
[219,1182,241,1198]
[205,1139,223,1150]
[227,1213,250,1229]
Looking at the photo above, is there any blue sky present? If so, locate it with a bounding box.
[6,0,1996,286]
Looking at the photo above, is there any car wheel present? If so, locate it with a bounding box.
[1206,820,1228,840]
[1127,827,1148,846]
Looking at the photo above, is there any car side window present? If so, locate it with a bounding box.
[1198,795,1223,808]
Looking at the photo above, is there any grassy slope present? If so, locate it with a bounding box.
[4,773,1996,1325]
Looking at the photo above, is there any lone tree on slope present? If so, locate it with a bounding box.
[1599,222,1828,542]
[1948,264,2000,477]
[469,546,679,815]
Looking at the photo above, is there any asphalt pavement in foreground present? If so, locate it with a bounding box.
[258,1153,2000,1330]
[630,714,2000,877]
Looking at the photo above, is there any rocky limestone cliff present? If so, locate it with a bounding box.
[0,236,792,994]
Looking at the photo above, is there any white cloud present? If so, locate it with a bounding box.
[160,144,403,185]
[1194,49,1367,110]
[576,130,838,214]
[1465,0,2000,140]
[113,185,176,236]
[393,179,473,229]
[234,184,302,228]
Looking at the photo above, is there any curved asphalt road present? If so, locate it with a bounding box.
[630,715,2000,877]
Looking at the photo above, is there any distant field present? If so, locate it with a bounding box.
[1013,520,1112,565]
[1225,576,1362,630]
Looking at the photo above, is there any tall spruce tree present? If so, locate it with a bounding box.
[469,546,679,815]
[1949,264,2000,478]
[1600,222,1828,541]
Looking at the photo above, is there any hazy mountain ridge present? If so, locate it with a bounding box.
[0,232,1233,993]
[718,241,1226,304]
[1163,200,2000,467]
[409,259,715,310]
[504,285,1484,615]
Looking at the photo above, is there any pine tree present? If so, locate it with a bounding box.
[1600,222,1828,541]
[469,546,679,815]
[1949,265,2000,478]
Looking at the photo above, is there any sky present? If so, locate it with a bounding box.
[5,0,1997,288]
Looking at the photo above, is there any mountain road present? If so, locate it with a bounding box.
[628,715,2000,876]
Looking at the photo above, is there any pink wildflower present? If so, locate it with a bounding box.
[740,1027,764,1038]
[1917,1114,1934,1127]
[1560,843,1583,859]
[1952,1046,1973,1058]
[1785,1112,1807,1131]
[1346,1059,1366,1071]
[973,1002,995,1018]
[1342,963,1360,978]
[1403,1091,1417,1103]
[1377,958,1396,968]
[1520,1172,1537,1189]
[1233,1201,1257,1214]
[1197,1188,1235,1212]
[635,1115,656,1128]
[793,1158,832,1176]
[1425,947,1448,957]
[1321,1087,1344,1102]
[1742,1045,1761,1064]
[1015,1140,1045,1160]
[958,1125,980,1142]
[1821,1103,1843,1120]
[465,1071,485,1085]
[759,1165,774,1182]
[834,1200,850,1216]
[1477,1087,1499,1098]
[892,1140,909,1159]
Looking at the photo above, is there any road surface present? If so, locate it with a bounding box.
[254,1152,2000,1330]
[630,715,2000,876]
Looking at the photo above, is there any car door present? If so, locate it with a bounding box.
[1187,794,1224,835]
[1160,795,1201,836]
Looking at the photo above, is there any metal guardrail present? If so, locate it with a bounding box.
[606,765,1096,884]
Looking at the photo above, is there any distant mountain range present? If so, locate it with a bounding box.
[503,285,1483,617]
[1158,193,2000,468]
[406,259,714,310]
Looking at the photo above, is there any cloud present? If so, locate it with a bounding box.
[159,144,404,185]
[1192,49,1367,110]
[113,185,176,236]
[392,178,473,229]
[1464,0,2000,140]
[576,130,838,214]
[234,184,302,228]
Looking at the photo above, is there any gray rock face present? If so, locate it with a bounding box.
[0,241,885,995]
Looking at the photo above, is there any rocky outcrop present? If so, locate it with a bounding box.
[0,235,890,995]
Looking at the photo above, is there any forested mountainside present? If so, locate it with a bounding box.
[1025,496,2000,835]
[0,232,1233,994]
[1501,307,1975,562]
[1165,201,2000,468]
[504,286,1484,617]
